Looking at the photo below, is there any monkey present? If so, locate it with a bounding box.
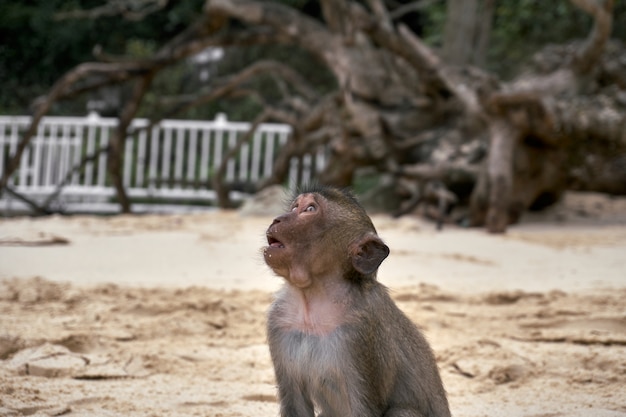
[263,185,451,417]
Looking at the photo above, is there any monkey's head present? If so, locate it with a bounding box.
[264,186,389,288]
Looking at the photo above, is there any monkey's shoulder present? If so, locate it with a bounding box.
[354,288,433,349]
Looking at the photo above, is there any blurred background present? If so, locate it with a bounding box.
[0,0,625,231]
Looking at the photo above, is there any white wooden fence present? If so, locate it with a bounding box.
[0,112,326,214]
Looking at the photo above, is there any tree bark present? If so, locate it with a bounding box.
[441,0,496,68]
[473,0,495,69]
[442,0,479,66]
[485,118,518,233]
[108,72,155,213]
[571,0,614,75]
[212,111,271,208]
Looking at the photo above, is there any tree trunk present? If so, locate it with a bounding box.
[485,118,518,233]
[442,0,495,68]
[442,0,473,66]
[473,0,495,68]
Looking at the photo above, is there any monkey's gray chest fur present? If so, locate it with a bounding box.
[276,329,355,414]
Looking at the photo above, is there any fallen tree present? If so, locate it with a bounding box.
[1,0,624,233]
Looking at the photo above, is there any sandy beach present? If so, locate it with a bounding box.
[0,191,625,416]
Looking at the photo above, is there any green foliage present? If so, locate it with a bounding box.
[489,0,591,77]
[125,39,158,58]
[0,0,203,114]
[0,0,329,121]
[420,1,447,47]
[420,0,626,78]
[1,0,624,117]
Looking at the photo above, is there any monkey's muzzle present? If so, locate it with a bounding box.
[266,233,285,249]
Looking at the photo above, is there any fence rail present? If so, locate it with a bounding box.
[0,112,326,214]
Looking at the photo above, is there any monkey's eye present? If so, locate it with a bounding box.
[305,204,316,212]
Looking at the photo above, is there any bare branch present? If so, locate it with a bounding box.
[346,3,453,99]
[151,59,316,124]
[237,60,318,101]
[389,0,441,20]
[366,0,393,31]
[55,0,169,21]
[319,0,354,37]
[0,18,241,193]
[212,110,273,208]
[398,162,480,181]
[0,62,150,192]
[207,0,338,67]
[108,71,156,212]
[570,0,614,75]
[2,187,52,215]
[40,146,110,212]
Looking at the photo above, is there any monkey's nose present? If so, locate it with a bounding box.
[271,213,289,225]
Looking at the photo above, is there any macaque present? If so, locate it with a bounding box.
[263,185,450,417]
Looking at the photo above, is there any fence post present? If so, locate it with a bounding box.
[215,112,227,127]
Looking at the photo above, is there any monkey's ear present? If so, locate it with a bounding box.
[350,234,390,276]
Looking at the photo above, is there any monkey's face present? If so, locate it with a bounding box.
[263,190,389,288]
[264,192,340,287]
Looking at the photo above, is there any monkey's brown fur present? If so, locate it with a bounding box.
[264,185,451,417]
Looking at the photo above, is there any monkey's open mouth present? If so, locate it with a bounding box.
[267,234,285,248]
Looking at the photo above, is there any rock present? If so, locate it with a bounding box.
[14,404,71,416]
[239,185,289,217]
[7,343,87,378]
[27,354,87,378]
[0,404,74,417]
[488,363,531,384]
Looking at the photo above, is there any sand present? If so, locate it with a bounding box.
[0,191,625,417]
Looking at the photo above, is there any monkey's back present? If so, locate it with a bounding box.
[351,282,451,417]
